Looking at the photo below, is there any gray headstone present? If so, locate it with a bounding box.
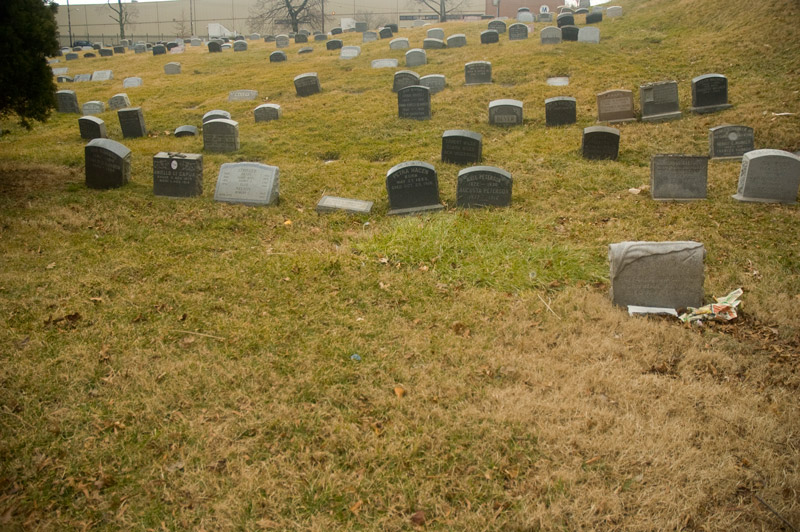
[556,13,574,27]
[191,38,202,46]
[488,19,507,33]
[275,35,290,48]
[457,166,512,208]
[508,23,529,40]
[539,12,554,22]
[606,6,622,18]
[99,48,113,57]
[294,72,320,97]
[709,125,754,160]
[733,149,800,204]
[398,85,431,120]
[164,62,181,75]
[331,28,342,35]
[540,26,562,44]
[423,38,446,50]
[254,103,281,122]
[340,46,360,59]
[228,89,258,101]
[153,152,203,198]
[578,27,600,43]
[326,39,343,50]
[270,50,287,62]
[442,129,482,164]
[123,77,142,88]
[203,110,230,123]
[298,47,313,54]
[249,33,261,40]
[406,48,427,67]
[393,70,420,92]
[489,99,523,126]
[465,61,491,85]
[640,81,681,122]
[545,96,577,126]
[362,31,377,43]
[597,89,635,123]
[234,40,248,51]
[152,44,166,55]
[316,196,373,214]
[427,28,445,40]
[562,25,579,41]
[214,162,279,206]
[650,155,709,201]
[582,126,620,160]
[419,74,446,94]
[65,52,78,61]
[315,33,328,41]
[85,138,131,189]
[386,161,443,215]
[174,125,198,137]
[480,30,500,44]
[82,100,105,115]
[371,58,398,69]
[78,116,107,140]
[56,75,73,83]
[73,74,91,83]
[355,22,367,32]
[390,37,409,50]
[83,52,96,58]
[446,34,466,47]
[56,90,80,113]
[691,74,732,114]
[52,67,68,76]
[134,44,146,54]
[203,119,239,153]
[609,241,705,309]
[518,12,534,23]
[118,107,147,138]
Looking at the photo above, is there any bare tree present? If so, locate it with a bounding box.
[408,0,464,22]
[249,0,324,34]
[107,0,137,40]
[173,10,190,39]
[356,10,393,30]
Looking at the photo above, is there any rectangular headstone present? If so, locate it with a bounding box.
[640,81,681,122]
[82,101,105,115]
[442,130,482,164]
[91,70,113,81]
[397,85,431,120]
[56,90,80,113]
[456,166,512,207]
[733,149,800,204]
[393,70,420,92]
[228,90,258,101]
[203,119,239,153]
[340,46,360,59]
[214,162,279,206]
[508,23,529,40]
[650,154,708,201]
[489,99,523,126]
[85,138,131,189]
[597,89,636,123]
[708,125,754,160]
[545,97,577,126]
[691,74,732,114]
[254,103,281,122]
[118,107,146,138]
[316,196,373,214]
[465,61,491,85]
[153,152,203,198]
[386,161,443,215]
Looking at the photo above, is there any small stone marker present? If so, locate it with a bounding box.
[91,70,113,81]
[362,31,377,43]
[85,138,131,189]
[597,89,635,123]
[203,119,239,153]
[386,23,398,33]
[340,46,361,59]
[78,116,107,140]
[164,62,181,75]
[586,12,602,24]
[386,161,443,215]
[233,40,248,51]
[423,38,446,50]
[447,34,466,47]
[52,67,68,76]
[406,49,427,67]
[539,12,554,22]
[582,126,620,160]
[609,241,705,309]
[275,35,290,48]
[393,70,420,92]
[545,97,577,126]
[488,19,507,33]
[650,155,708,201]
[73,74,91,82]
[228,89,258,101]
[540,26,562,44]
[419,74,446,94]
[371,58,398,69]
[457,166,512,208]
[152,44,166,55]
[578,27,600,43]
[174,125,198,137]
[221,43,232,50]
[326,39,343,50]
[379,27,393,39]
[607,6,622,17]
[65,52,78,61]
[489,99,523,126]
[508,23,529,40]
[191,38,202,46]
[691,74,732,114]
[733,149,800,204]
[203,110,231,123]
[118,107,146,138]
[546,76,569,86]
[316,196,373,214]
[397,85,431,120]
[134,44,146,54]
[254,103,281,122]
[214,162,279,206]
[561,26,579,41]
[640,81,681,122]
[57,75,73,83]
[270,50,287,62]
[465,61,491,85]
[82,101,105,115]
[480,30,500,44]
[442,129,482,164]
[108,93,131,110]
[427,28,445,40]
[708,125,754,160]
[294,73,321,97]
[390,37,409,50]
[123,77,142,88]
[153,152,203,198]
[314,34,328,41]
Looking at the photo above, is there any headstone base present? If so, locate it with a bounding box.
[641,111,682,123]
[599,117,637,125]
[732,193,796,205]
[691,103,732,114]
[388,204,444,216]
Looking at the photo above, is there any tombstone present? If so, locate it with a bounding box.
[489,99,523,126]
[294,73,320,97]
[398,85,431,120]
[362,31,377,43]
[73,74,91,82]
[340,46,361,59]
[118,107,146,138]
[191,38,202,47]
[371,58,399,69]
[457,166,512,208]
[596,89,635,123]
[221,43,233,51]
[355,22,368,32]
[640,81,681,122]
[419,74,446,94]
[166,42,179,51]
[78,116,107,140]
[214,162,279,206]
[540,26,562,44]
[113,46,125,54]
[314,34,328,41]
[203,110,231,123]
[386,161,443,215]
[447,34,467,47]
[508,23,529,40]
[650,155,708,201]
[234,40,248,52]
[393,70,420,92]
[99,48,113,57]
[561,26,579,41]
[733,150,800,204]
[298,47,313,54]
[275,35,290,48]
[386,23,399,33]
[405,49,427,67]
[413,19,427,27]
[323,40,341,51]
[65,52,78,61]
[579,0,591,7]
[427,28,445,40]
[556,13,574,27]
[203,119,239,153]
[390,37,409,50]
[582,126,620,160]
[480,30,500,44]
[56,75,73,83]
[164,62,181,75]
[208,41,222,53]
[269,50,287,62]
[153,152,203,198]
[174,125,198,137]
[331,27,343,35]
[441,129,482,164]
[539,12,554,22]
[316,196,373,215]
[152,44,166,55]
[254,103,281,122]
[465,61,492,85]
[488,20,507,33]
[574,8,589,14]
[545,97,577,126]
[56,90,80,113]
[83,53,96,59]
[691,74,732,114]
[228,89,258,101]
[578,27,600,43]
[423,38,446,50]
[606,6,622,18]
[708,125,754,160]
[586,12,602,24]
[52,67,68,76]
[297,29,310,36]
[134,44,147,54]
[82,100,105,115]
[249,33,261,40]
[609,241,705,309]
[84,138,131,189]
[518,11,534,23]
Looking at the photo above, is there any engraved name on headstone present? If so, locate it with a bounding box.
[397,85,431,120]
[214,162,279,206]
[442,130,482,164]
[732,149,800,204]
[118,107,147,138]
[85,138,131,189]
[708,125,754,160]
[489,99,523,126]
[457,166,512,208]
[203,119,239,153]
[386,161,444,215]
[153,152,203,197]
[650,154,709,201]
[596,89,635,123]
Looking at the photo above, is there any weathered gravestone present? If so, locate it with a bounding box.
[275,35,290,48]
[427,28,445,40]
[489,99,523,126]
[442,130,482,164]
[78,116,107,140]
[420,74,446,94]
[398,86,431,120]
[640,80,681,122]
[508,23,529,40]
[83,53,96,59]
[65,52,78,61]
[82,101,105,115]
[203,110,230,123]
[390,37,409,50]
[561,25,579,41]
[539,12,554,22]
[113,46,125,54]
[488,19,507,33]
[481,30,500,44]
[557,13,574,27]
[191,38,202,46]
[85,138,131,189]
[56,75,73,83]
[379,27,393,39]
[457,166,512,207]
[326,39,343,50]
[134,44,146,54]
[254,103,282,122]
[423,38,446,49]
[371,58,398,69]
[691,74,732,114]
[228,89,258,101]
[331,27,343,35]
[465,61,491,85]
[733,149,800,204]
[609,241,705,309]
[73,74,91,83]
[650,154,709,201]
[122,77,142,88]
[362,31,377,43]
[340,46,361,59]
[540,26,562,44]
[152,44,166,55]
[582,126,620,160]
[355,22,368,32]
[294,73,321,97]
[406,49,427,67]
[270,50,287,62]
[153,152,203,197]
[164,62,181,75]
[578,27,600,43]
[586,12,602,24]
[52,67,68,76]
[545,97,577,126]
[316,196,373,214]
[203,119,239,152]
[99,48,113,57]
[708,125,754,160]
[174,125,198,137]
[606,6,622,17]
[233,40,248,51]
[518,11,534,23]
[314,33,328,41]
[117,107,146,138]
[596,89,635,123]
[214,162,279,206]
[221,43,233,50]
[447,34,467,47]
[393,70,420,92]
[386,161,443,215]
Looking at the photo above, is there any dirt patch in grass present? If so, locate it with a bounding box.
[0,161,81,197]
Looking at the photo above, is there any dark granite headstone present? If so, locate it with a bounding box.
[489,99,523,126]
[153,152,203,197]
[294,73,321,97]
[488,19,507,33]
[423,38,446,49]
[331,27,343,35]
[386,161,443,215]
[442,130,482,164]
[465,61,491,85]
[586,12,602,23]
[83,52,96,58]
[508,23,529,40]
[208,41,222,53]
[214,162,279,206]
[203,119,239,153]
[118,107,146,138]
[561,25,579,41]
[56,90,80,113]
[398,85,431,120]
[386,23,398,33]
[85,138,131,189]
[733,149,800,204]
[708,125,754,160]
[556,13,574,27]
[650,154,709,201]
[691,74,732,114]
[254,103,281,122]
[596,89,635,123]
[355,22,368,32]
[326,39,343,50]
[480,30,499,44]
[270,50,287,62]
[545,97,577,126]
[99,48,113,57]
[456,166,512,207]
[295,33,308,44]
[78,116,107,140]
[393,70,420,92]
[113,46,125,54]
[152,44,166,55]
[582,126,620,160]
[640,81,681,122]
[202,110,231,123]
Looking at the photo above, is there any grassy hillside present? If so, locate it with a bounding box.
[1,0,799,529]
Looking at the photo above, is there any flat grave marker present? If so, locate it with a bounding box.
[316,196,373,214]
[214,162,279,206]
[254,103,282,122]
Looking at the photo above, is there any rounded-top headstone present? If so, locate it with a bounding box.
[174,125,198,137]
[203,109,231,123]
[270,50,287,62]
[733,149,800,204]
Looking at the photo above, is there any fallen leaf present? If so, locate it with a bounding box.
[207,458,227,473]
[46,262,56,269]
[283,220,292,226]
[349,500,363,515]
[164,460,184,473]
[410,510,426,526]
[394,386,406,398]
[181,336,196,346]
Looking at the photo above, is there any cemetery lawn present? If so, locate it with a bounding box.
[1,0,799,529]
